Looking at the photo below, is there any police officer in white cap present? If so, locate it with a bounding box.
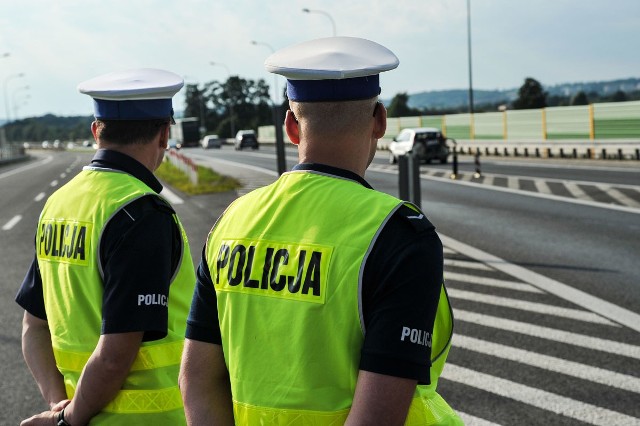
[17,68,196,425]
[180,37,462,425]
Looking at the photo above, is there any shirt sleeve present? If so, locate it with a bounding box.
[185,247,222,344]
[15,255,47,320]
[359,205,444,384]
[100,195,179,341]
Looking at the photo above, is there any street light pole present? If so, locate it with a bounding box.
[12,85,29,121]
[4,72,25,123]
[251,41,279,104]
[13,94,30,121]
[302,8,337,37]
[466,0,474,115]
[251,40,286,175]
[210,62,235,138]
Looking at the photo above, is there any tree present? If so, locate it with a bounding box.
[610,90,628,102]
[513,77,547,109]
[386,92,420,117]
[570,91,589,106]
[184,76,272,137]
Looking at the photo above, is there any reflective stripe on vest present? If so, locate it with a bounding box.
[53,340,184,372]
[64,383,183,414]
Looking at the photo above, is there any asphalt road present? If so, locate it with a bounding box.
[1,147,639,425]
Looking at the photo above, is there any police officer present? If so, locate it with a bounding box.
[179,37,462,425]
[16,68,196,425]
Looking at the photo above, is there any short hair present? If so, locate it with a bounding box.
[94,119,169,145]
[290,97,378,138]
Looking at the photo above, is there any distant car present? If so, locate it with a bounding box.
[234,130,259,150]
[82,140,92,147]
[388,127,450,164]
[168,139,181,150]
[42,140,50,149]
[201,134,222,149]
[53,140,61,149]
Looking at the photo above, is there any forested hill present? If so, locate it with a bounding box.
[398,77,640,111]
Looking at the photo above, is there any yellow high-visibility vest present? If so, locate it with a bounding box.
[206,170,462,425]
[37,168,195,425]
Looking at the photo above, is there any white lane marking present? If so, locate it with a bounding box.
[482,175,494,186]
[456,411,502,426]
[533,179,552,194]
[453,334,640,393]
[445,271,543,293]
[444,258,492,271]
[50,180,59,187]
[443,364,639,426]
[0,156,53,179]
[455,309,640,359]
[597,184,640,208]
[2,215,22,230]
[448,288,616,325]
[507,176,519,190]
[189,154,280,177]
[564,181,591,200]
[34,192,46,202]
[160,187,183,205]
[60,172,66,178]
[441,234,640,333]
[369,166,640,214]
[443,247,457,255]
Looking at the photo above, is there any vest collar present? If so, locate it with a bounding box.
[90,149,163,193]
[291,163,373,189]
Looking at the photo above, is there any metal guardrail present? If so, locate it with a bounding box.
[0,142,27,165]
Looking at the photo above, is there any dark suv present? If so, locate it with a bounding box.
[234,130,259,150]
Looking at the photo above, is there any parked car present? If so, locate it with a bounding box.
[388,127,450,164]
[234,130,259,150]
[168,138,181,150]
[201,134,222,149]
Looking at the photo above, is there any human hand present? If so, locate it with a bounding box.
[49,399,71,412]
[19,410,56,426]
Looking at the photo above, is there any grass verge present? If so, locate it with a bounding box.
[155,159,242,195]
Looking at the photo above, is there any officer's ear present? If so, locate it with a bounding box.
[372,102,387,140]
[285,109,300,145]
[90,121,99,141]
[158,122,170,149]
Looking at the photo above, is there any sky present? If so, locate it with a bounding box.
[1,0,639,120]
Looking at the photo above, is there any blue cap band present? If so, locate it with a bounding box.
[93,98,174,120]
[286,75,381,102]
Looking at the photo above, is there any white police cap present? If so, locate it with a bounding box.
[78,68,184,121]
[265,37,399,102]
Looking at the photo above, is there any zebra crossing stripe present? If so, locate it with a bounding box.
[443,364,639,426]
[456,411,502,426]
[445,272,543,293]
[564,181,590,200]
[596,184,640,208]
[444,258,493,271]
[533,179,552,194]
[441,234,640,333]
[452,334,640,393]
[455,309,640,359]
[448,288,616,325]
